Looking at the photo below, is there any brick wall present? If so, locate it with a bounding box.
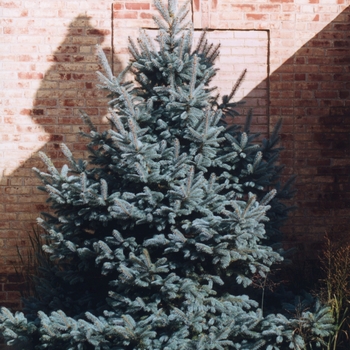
[1,0,349,308]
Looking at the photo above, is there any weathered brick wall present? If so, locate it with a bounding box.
[0,0,349,308]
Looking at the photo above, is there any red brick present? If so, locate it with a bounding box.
[111,3,122,11]
[339,91,350,99]
[246,13,269,21]
[86,28,111,36]
[113,11,138,19]
[334,73,350,81]
[231,4,256,11]
[259,4,280,11]
[333,24,350,31]
[5,204,36,213]
[140,12,153,19]
[314,91,338,99]
[0,1,20,8]
[295,74,306,81]
[125,2,150,10]
[193,0,200,11]
[326,48,350,56]
[295,82,319,90]
[18,72,43,79]
[3,27,29,34]
[309,40,331,47]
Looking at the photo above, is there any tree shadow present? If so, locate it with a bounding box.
[0,15,113,309]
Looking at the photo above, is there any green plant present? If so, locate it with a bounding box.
[319,234,350,350]
[14,225,49,300]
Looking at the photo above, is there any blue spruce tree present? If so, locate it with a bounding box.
[0,0,334,349]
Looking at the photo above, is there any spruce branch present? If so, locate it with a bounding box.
[95,45,113,81]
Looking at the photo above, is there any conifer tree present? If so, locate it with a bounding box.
[0,0,333,349]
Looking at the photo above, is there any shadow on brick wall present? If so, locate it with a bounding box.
[244,6,350,286]
[283,6,349,252]
[0,16,112,309]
